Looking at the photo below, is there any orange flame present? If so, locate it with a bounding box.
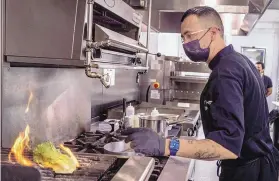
[8,125,33,166]
[25,91,33,113]
[8,125,79,173]
[59,144,80,167]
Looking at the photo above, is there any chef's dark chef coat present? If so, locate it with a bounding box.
[262,74,273,91]
[200,45,279,181]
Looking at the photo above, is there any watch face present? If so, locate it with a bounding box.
[169,139,180,156]
[170,139,180,151]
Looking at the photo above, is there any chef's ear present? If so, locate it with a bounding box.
[210,27,220,40]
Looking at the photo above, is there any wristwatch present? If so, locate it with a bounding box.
[169,138,180,156]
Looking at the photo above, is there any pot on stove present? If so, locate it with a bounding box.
[138,115,186,138]
[138,115,169,137]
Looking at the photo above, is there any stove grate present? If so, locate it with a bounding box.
[1,148,117,181]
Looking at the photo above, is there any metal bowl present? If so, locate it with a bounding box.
[104,141,139,156]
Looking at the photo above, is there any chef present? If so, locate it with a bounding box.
[123,6,279,181]
[256,61,273,97]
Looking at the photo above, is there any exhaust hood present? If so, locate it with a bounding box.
[134,0,273,36]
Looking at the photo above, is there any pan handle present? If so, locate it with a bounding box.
[168,115,188,126]
[135,153,145,157]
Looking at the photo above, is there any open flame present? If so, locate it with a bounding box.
[25,91,33,113]
[8,125,33,166]
[9,125,80,172]
[59,144,80,168]
[9,90,79,172]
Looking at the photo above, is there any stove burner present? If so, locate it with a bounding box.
[1,148,118,181]
[63,131,169,181]
[1,130,169,181]
[64,131,125,154]
[148,157,168,181]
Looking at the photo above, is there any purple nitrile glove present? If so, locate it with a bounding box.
[121,128,166,156]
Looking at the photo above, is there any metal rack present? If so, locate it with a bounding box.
[143,56,211,105]
[168,60,211,103]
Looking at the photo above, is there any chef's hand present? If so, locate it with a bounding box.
[122,128,166,156]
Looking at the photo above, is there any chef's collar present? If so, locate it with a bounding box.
[209,44,234,70]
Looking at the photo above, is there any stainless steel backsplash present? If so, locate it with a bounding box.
[1,65,139,148]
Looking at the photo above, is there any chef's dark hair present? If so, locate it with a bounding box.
[180,6,224,37]
[256,61,265,69]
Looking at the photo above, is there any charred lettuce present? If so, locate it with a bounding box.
[33,142,77,174]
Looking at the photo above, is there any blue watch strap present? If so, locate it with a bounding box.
[169,138,180,156]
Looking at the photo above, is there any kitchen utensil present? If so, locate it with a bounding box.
[104,140,144,156]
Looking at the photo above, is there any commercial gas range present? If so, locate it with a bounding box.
[63,131,170,181]
[63,131,195,181]
[1,131,168,181]
[1,147,122,181]
[1,130,195,181]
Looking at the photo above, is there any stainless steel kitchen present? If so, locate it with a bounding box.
[1,0,279,181]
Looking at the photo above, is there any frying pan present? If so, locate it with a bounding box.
[104,140,144,156]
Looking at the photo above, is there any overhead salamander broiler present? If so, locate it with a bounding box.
[4,0,153,87]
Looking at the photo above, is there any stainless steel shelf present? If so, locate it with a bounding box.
[170,76,208,83]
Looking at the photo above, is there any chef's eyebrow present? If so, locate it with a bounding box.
[181,30,189,37]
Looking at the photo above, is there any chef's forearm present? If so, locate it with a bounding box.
[165,139,237,160]
[266,88,272,97]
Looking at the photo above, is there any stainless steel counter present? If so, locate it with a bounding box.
[106,137,197,181]
[158,156,195,181]
[110,155,195,181]
[107,102,200,121]
[156,128,199,181]
[112,156,155,181]
[105,102,199,181]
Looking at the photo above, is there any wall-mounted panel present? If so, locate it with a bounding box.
[102,69,140,108]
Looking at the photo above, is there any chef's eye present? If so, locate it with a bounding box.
[181,34,192,43]
[184,34,193,42]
